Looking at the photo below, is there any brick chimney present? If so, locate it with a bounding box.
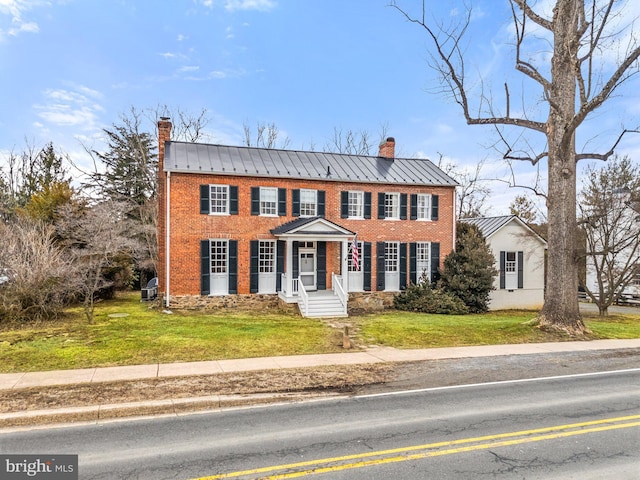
[158,117,172,171]
[157,117,172,298]
[379,137,395,159]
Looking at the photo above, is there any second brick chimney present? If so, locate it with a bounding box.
[379,137,395,159]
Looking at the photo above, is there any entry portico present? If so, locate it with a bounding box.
[271,216,355,305]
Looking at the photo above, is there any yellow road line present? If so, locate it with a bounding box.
[196,414,640,480]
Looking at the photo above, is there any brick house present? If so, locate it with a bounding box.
[157,118,457,316]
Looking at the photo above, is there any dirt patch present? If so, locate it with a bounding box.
[0,364,393,414]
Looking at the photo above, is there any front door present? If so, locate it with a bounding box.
[210,240,228,295]
[299,244,317,290]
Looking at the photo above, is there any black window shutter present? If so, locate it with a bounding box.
[340,191,349,218]
[364,192,372,219]
[376,242,386,291]
[251,187,260,215]
[317,241,327,290]
[518,251,524,289]
[250,240,259,293]
[378,193,385,219]
[292,189,300,217]
[228,240,238,294]
[400,194,408,220]
[278,188,287,216]
[499,251,506,289]
[293,242,299,279]
[276,241,285,292]
[363,242,372,291]
[409,242,417,284]
[229,186,239,215]
[200,240,210,295]
[410,194,418,220]
[430,242,440,282]
[200,185,210,214]
[431,195,439,221]
[399,243,407,289]
[317,190,325,217]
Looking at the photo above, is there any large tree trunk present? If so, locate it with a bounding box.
[537,0,587,335]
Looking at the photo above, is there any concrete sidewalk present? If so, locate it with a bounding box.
[2,338,640,391]
[1,339,639,428]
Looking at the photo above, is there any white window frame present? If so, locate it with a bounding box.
[384,193,400,220]
[299,189,317,217]
[416,242,431,282]
[505,251,517,273]
[417,194,431,221]
[209,185,229,215]
[259,241,275,274]
[348,191,364,219]
[348,241,363,272]
[385,242,399,272]
[210,240,228,274]
[260,187,278,216]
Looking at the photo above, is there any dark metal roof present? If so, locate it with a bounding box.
[461,215,547,245]
[460,215,517,238]
[164,141,458,187]
[270,216,354,236]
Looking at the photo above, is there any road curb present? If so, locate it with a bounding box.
[0,392,340,429]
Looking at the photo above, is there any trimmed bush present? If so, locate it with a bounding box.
[394,282,469,315]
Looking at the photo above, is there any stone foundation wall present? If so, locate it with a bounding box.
[348,292,397,314]
[160,293,284,312]
[157,292,397,315]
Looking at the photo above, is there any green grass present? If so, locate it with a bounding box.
[354,309,640,349]
[0,292,343,373]
[0,293,639,373]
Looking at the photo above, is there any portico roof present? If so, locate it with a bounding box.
[270,216,354,240]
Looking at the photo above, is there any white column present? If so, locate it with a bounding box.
[286,238,293,297]
[342,238,349,293]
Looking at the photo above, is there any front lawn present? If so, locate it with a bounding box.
[0,292,638,373]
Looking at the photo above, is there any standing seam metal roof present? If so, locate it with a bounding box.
[164,141,458,187]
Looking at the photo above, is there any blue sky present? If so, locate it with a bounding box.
[2,0,640,216]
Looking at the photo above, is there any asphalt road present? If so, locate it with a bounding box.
[1,361,639,479]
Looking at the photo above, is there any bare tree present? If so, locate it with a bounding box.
[579,156,640,315]
[510,193,539,225]
[323,125,390,155]
[392,0,640,334]
[437,155,491,219]
[243,121,291,149]
[57,201,138,323]
[0,219,75,323]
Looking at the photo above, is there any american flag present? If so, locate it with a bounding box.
[351,235,359,271]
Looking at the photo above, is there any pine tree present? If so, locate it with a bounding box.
[440,222,497,313]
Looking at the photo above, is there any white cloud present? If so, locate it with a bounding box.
[198,0,276,12]
[0,0,44,40]
[34,85,104,132]
[178,65,200,73]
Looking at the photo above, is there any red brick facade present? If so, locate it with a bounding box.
[157,120,456,299]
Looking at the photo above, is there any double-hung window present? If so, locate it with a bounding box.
[299,189,317,217]
[209,185,229,215]
[260,187,278,216]
[384,193,400,220]
[416,242,430,282]
[416,194,431,220]
[348,191,364,219]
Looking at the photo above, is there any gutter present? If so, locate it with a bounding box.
[165,171,171,308]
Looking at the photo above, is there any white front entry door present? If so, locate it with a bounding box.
[299,247,316,290]
[258,240,276,294]
[210,240,228,295]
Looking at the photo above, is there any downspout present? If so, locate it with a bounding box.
[165,171,171,308]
